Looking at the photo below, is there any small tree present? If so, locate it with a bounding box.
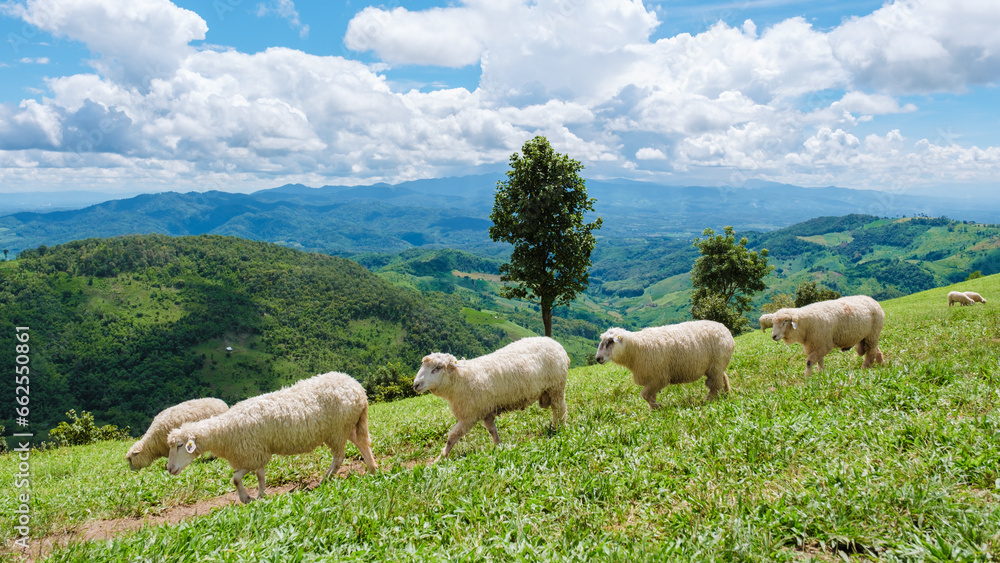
[489,136,603,337]
[690,226,772,334]
[761,293,795,314]
[966,270,982,281]
[794,281,841,307]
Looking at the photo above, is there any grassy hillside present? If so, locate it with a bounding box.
[593,215,1000,327]
[0,235,504,438]
[3,275,997,561]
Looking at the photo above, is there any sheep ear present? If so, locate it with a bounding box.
[613,335,621,343]
[185,439,197,454]
[790,321,798,330]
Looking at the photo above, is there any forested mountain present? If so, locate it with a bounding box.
[3,175,999,258]
[0,235,505,439]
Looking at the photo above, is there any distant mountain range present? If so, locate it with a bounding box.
[2,176,998,257]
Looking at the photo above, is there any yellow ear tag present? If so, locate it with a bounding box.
[613,335,621,343]
[185,439,196,454]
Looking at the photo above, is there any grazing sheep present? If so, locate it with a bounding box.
[771,295,884,378]
[413,336,569,461]
[964,291,987,304]
[166,371,377,504]
[948,291,975,306]
[759,313,775,334]
[126,398,228,471]
[594,320,735,410]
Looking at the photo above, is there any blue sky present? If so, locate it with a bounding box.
[0,0,997,196]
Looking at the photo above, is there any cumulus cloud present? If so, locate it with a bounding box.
[345,4,487,67]
[829,0,1000,93]
[7,0,206,85]
[1,0,999,193]
[635,147,667,160]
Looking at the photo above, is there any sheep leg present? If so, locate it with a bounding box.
[348,407,378,474]
[862,340,884,368]
[232,469,253,504]
[803,344,830,378]
[482,414,501,444]
[349,434,378,475]
[639,385,664,410]
[437,419,476,462]
[323,440,347,482]
[705,369,731,401]
[548,387,567,427]
[255,467,267,500]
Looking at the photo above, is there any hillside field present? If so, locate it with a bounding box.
[1,276,998,561]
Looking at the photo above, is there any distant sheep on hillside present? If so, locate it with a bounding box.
[964,291,987,304]
[759,313,775,333]
[126,398,228,471]
[166,371,377,504]
[948,291,975,306]
[771,295,884,378]
[595,320,735,409]
[413,336,569,461]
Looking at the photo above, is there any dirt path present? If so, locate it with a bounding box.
[10,460,379,562]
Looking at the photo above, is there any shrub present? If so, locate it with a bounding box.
[48,410,131,447]
[794,281,841,307]
[365,362,417,403]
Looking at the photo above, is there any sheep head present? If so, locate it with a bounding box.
[165,427,200,476]
[125,442,150,471]
[770,311,798,342]
[595,328,627,364]
[413,353,458,394]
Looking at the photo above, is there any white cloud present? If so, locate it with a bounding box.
[18,57,50,64]
[636,147,667,160]
[1,0,999,193]
[345,5,486,67]
[256,0,309,39]
[829,0,1000,93]
[9,0,206,85]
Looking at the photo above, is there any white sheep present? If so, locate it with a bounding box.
[759,313,775,334]
[166,371,377,504]
[594,320,735,410]
[126,397,229,471]
[412,336,569,461]
[948,291,975,306]
[964,291,987,304]
[770,294,884,378]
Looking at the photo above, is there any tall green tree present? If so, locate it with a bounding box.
[489,136,603,337]
[691,226,772,334]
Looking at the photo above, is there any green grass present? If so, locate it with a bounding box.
[3,276,1000,561]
